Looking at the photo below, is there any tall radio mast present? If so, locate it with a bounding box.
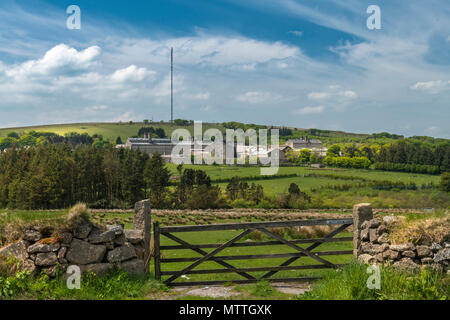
[171,47,173,123]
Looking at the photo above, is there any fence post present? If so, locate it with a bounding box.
[153,221,161,281]
[134,199,151,273]
[352,203,373,259]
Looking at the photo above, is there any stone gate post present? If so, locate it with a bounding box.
[353,203,373,258]
[134,199,151,272]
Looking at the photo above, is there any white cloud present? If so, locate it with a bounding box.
[308,92,330,100]
[107,35,300,69]
[113,112,135,122]
[295,105,325,115]
[110,65,155,83]
[6,44,101,79]
[88,105,108,111]
[236,91,282,104]
[308,87,357,101]
[410,80,449,94]
[342,90,357,98]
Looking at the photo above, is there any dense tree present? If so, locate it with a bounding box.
[0,144,149,209]
[327,145,341,157]
[439,172,450,192]
[144,153,170,207]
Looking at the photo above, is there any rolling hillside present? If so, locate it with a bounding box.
[0,121,406,146]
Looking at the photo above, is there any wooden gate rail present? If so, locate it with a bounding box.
[154,218,353,287]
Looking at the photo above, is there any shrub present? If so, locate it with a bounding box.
[67,203,90,230]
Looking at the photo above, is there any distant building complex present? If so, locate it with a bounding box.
[120,134,325,163]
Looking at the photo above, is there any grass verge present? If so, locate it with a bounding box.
[297,262,449,300]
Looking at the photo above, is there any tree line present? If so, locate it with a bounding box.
[287,138,449,174]
[0,144,148,209]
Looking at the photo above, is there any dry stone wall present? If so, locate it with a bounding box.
[353,203,449,273]
[0,200,152,278]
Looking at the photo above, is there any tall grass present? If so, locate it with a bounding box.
[0,268,167,300]
[297,262,449,300]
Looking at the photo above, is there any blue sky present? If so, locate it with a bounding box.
[0,0,449,138]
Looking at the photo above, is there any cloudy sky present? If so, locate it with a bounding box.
[0,0,449,138]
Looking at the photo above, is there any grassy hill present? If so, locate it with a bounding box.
[0,121,407,146]
[0,122,183,142]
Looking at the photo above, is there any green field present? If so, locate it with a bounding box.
[167,164,441,195]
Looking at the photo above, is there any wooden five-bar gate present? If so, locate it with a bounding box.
[153,218,353,287]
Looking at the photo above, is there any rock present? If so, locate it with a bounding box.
[27,242,60,254]
[88,229,115,244]
[402,250,416,258]
[106,225,124,236]
[124,230,144,244]
[66,239,106,265]
[358,254,375,264]
[360,228,369,241]
[390,243,414,252]
[416,245,432,258]
[431,242,442,252]
[114,233,126,246]
[361,221,370,229]
[445,243,450,248]
[107,243,137,263]
[28,253,37,261]
[434,248,450,264]
[23,230,42,242]
[58,247,67,264]
[372,244,383,254]
[105,241,114,250]
[361,243,374,254]
[80,263,114,277]
[73,222,93,239]
[42,266,57,278]
[393,258,420,271]
[378,233,390,244]
[423,264,443,273]
[421,257,434,264]
[134,244,145,260]
[20,259,37,275]
[368,219,381,229]
[369,228,379,243]
[0,240,29,260]
[386,250,400,260]
[120,259,145,275]
[59,233,73,245]
[361,243,386,255]
[35,252,58,266]
[377,224,387,235]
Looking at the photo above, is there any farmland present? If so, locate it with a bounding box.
[165,164,448,209]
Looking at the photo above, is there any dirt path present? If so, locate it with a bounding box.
[151,282,311,300]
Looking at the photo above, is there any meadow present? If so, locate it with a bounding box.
[166,164,448,209]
